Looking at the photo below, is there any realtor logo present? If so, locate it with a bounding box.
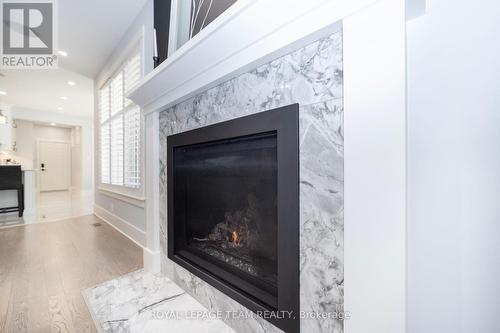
[1,0,57,69]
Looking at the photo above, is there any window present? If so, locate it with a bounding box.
[99,51,142,190]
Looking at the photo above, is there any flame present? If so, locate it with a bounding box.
[231,231,240,245]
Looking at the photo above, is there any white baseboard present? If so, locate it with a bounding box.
[143,247,161,274]
[93,204,147,248]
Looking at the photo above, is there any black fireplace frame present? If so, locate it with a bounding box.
[167,104,300,333]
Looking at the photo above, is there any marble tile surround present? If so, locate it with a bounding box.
[83,270,234,333]
[159,29,344,333]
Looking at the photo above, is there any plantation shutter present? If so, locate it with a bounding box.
[123,52,141,188]
[124,106,140,188]
[99,49,142,189]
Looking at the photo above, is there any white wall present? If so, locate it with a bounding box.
[33,124,72,141]
[12,120,85,189]
[11,119,34,168]
[407,0,500,332]
[12,107,93,190]
[0,104,12,152]
[93,0,154,238]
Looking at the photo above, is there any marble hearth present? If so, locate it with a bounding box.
[159,27,344,333]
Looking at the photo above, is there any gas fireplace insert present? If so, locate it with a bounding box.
[167,104,299,332]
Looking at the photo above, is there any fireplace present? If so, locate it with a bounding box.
[167,104,299,332]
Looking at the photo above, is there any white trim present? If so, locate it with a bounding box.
[143,247,161,274]
[343,0,407,332]
[128,0,376,113]
[93,204,146,248]
[143,112,161,273]
[98,187,145,207]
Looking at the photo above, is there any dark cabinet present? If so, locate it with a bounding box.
[0,165,24,217]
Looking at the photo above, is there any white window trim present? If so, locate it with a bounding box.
[98,31,146,201]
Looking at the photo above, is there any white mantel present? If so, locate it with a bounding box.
[128,0,377,114]
[129,0,408,332]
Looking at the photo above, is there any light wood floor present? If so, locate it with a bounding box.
[0,214,143,333]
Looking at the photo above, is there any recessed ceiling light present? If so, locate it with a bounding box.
[50,122,57,126]
[0,91,6,95]
[67,81,76,86]
[57,51,68,57]
[57,107,63,110]
[60,96,68,100]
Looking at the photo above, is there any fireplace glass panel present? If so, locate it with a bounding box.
[173,132,278,299]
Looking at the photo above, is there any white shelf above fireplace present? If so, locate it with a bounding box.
[127,0,376,114]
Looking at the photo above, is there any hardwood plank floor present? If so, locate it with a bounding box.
[0,214,143,333]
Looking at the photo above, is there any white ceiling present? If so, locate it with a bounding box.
[58,0,149,78]
[0,68,94,118]
[0,0,149,118]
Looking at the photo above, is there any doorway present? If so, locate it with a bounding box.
[37,140,71,191]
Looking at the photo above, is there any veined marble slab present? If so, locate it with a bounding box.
[83,269,234,333]
[159,29,344,333]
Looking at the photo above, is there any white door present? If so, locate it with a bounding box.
[38,141,71,191]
